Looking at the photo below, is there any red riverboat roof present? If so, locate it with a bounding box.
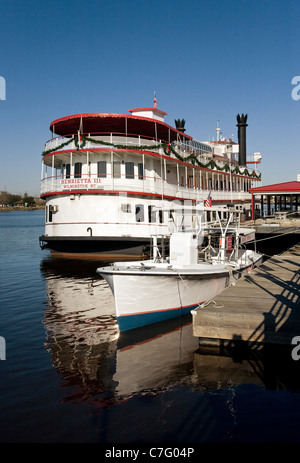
[49,112,192,142]
[249,181,300,194]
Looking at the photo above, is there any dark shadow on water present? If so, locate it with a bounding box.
[194,337,300,392]
[40,255,110,279]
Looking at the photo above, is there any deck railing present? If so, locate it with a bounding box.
[40,173,252,202]
[43,134,260,179]
[44,134,214,163]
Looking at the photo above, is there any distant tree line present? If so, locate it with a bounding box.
[0,190,44,207]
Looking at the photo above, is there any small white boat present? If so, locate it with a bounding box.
[97,204,262,332]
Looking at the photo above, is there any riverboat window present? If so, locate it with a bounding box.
[125,162,134,179]
[97,161,107,178]
[148,205,156,223]
[135,204,144,222]
[138,163,144,179]
[75,162,82,178]
[113,161,121,178]
[46,206,53,223]
[121,204,131,213]
[64,164,70,179]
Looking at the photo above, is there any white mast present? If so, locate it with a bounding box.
[216,120,220,142]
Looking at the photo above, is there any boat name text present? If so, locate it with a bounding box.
[60,178,101,189]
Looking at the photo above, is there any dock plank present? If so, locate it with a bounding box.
[192,243,300,345]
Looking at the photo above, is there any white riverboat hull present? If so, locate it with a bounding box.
[97,251,262,331]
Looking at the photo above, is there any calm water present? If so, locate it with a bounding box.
[1,210,300,444]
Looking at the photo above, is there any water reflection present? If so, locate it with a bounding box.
[41,257,118,344]
[40,256,300,411]
[194,339,300,392]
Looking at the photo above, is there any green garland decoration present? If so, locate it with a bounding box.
[42,135,261,179]
[42,138,74,156]
[74,134,86,149]
[85,135,165,152]
[164,143,261,179]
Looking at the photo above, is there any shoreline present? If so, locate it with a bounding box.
[0,206,45,212]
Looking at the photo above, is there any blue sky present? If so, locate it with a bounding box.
[0,0,299,195]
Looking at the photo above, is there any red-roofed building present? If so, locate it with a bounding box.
[249,179,300,219]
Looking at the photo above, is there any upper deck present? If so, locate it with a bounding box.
[41,102,261,200]
[49,107,192,143]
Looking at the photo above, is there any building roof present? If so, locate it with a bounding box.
[249,180,300,194]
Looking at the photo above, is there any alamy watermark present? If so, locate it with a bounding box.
[291,76,300,101]
[291,336,300,361]
[0,336,6,360]
[0,75,6,100]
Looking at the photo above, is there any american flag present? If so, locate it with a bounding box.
[205,191,212,207]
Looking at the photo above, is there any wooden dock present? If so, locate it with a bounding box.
[192,243,300,345]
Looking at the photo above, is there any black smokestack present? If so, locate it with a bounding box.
[175,118,186,133]
[236,113,248,166]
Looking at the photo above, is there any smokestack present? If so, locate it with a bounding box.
[175,119,186,133]
[236,113,248,166]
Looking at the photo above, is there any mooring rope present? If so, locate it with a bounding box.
[198,299,225,309]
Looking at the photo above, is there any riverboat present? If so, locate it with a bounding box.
[39,96,261,258]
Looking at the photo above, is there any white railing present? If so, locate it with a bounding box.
[40,174,252,202]
[44,135,213,167]
[44,135,162,153]
[43,135,260,179]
